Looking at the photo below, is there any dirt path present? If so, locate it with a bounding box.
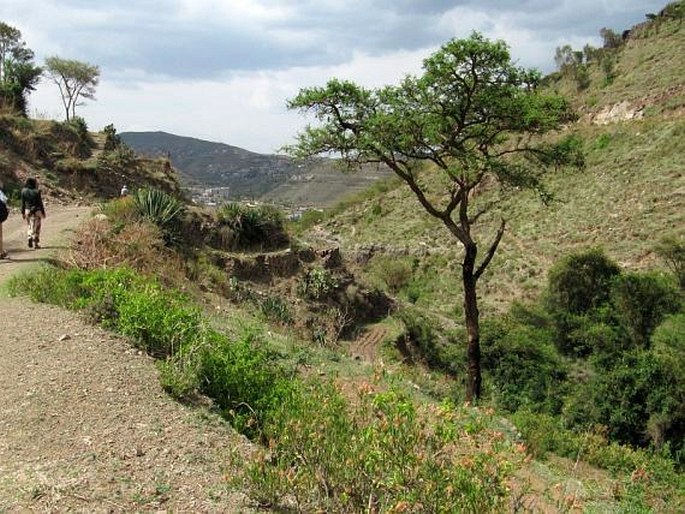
[0,207,253,512]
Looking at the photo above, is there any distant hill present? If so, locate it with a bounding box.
[120,131,392,207]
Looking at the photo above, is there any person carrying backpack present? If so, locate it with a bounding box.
[21,177,46,249]
[0,180,8,259]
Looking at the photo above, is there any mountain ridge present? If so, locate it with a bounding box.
[120,130,392,206]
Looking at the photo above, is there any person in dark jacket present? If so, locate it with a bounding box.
[21,177,46,249]
[0,180,8,259]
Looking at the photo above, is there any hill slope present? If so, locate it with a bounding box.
[301,8,685,318]
[0,118,180,204]
[121,131,392,207]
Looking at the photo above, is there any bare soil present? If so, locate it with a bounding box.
[0,207,255,512]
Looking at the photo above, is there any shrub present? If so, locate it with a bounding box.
[609,272,682,349]
[115,286,203,357]
[132,187,185,244]
[297,267,339,300]
[197,332,297,439]
[563,350,683,450]
[546,248,621,315]
[102,123,123,151]
[655,237,685,290]
[217,202,288,250]
[545,248,621,355]
[62,116,94,157]
[481,317,567,414]
[245,385,523,512]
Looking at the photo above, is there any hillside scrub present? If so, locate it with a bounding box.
[481,248,685,469]
[8,264,532,511]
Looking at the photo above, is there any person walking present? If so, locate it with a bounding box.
[21,177,46,249]
[0,181,8,259]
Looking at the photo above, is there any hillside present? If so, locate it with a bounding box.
[0,118,180,204]
[300,7,685,319]
[1,4,684,512]
[120,131,392,207]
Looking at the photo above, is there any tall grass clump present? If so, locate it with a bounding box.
[217,202,288,250]
[132,187,185,244]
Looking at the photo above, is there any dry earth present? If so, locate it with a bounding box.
[0,207,255,512]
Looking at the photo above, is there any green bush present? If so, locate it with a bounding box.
[198,332,297,440]
[546,248,621,315]
[655,237,685,290]
[245,385,523,512]
[511,409,682,488]
[610,271,682,349]
[115,287,202,357]
[481,317,567,414]
[563,350,682,450]
[297,267,339,300]
[545,248,621,355]
[217,202,288,250]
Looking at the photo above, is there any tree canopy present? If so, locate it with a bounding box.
[286,32,583,401]
[0,21,42,115]
[44,56,100,121]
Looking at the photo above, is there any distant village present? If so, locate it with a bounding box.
[186,186,232,207]
[185,185,314,221]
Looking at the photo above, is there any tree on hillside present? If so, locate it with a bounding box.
[286,33,583,401]
[0,21,42,115]
[44,56,99,121]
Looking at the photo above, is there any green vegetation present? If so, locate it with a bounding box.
[7,264,527,511]
[287,32,583,401]
[480,249,684,470]
[3,4,685,511]
[0,21,42,115]
[131,187,185,244]
[216,202,289,250]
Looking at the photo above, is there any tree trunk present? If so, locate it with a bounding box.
[463,241,481,403]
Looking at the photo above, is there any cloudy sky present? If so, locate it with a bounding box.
[4,0,667,153]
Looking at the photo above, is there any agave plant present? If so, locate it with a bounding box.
[216,202,287,249]
[132,188,185,244]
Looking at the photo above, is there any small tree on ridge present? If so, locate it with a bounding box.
[44,56,99,121]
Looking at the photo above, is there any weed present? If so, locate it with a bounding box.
[260,296,292,325]
[245,384,524,512]
[297,267,339,300]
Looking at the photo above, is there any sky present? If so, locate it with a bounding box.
[3,0,669,154]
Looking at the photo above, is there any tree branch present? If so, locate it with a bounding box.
[474,218,506,281]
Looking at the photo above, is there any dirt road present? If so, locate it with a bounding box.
[0,207,252,512]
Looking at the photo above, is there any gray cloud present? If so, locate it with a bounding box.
[6,0,666,80]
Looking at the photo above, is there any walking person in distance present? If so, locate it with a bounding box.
[21,177,46,249]
[0,180,8,259]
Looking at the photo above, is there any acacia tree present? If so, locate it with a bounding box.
[286,33,583,401]
[44,56,100,120]
[0,21,42,115]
